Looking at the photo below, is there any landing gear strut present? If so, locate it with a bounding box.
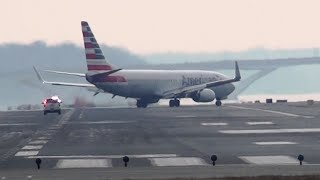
[169,99,180,107]
[215,100,222,106]
[136,100,148,108]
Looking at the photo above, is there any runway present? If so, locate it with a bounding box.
[0,102,320,179]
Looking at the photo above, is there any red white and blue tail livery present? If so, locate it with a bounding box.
[33,21,241,108]
[82,21,115,71]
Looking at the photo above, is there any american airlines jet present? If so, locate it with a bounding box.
[34,21,241,108]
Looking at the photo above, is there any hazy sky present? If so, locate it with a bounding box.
[2,0,320,54]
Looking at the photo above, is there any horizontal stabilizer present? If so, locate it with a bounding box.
[43,70,85,77]
[33,66,95,88]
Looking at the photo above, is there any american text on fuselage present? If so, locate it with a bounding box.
[182,75,221,86]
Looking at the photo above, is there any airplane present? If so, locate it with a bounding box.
[33,21,241,108]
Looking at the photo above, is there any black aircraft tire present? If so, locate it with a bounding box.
[169,100,174,107]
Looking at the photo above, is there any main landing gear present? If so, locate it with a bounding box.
[215,100,222,106]
[169,99,180,107]
[136,100,148,108]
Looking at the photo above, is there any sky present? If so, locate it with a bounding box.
[2,0,320,54]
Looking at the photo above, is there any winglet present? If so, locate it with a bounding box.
[234,61,241,81]
[33,66,46,84]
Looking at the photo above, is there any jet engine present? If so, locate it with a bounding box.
[192,88,216,102]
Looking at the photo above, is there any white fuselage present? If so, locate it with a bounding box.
[92,70,235,102]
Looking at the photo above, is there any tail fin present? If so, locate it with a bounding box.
[81,21,116,71]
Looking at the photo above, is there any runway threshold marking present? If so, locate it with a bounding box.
[149,157,208,167]
[27,154,178,159]
[79,110,84,119]
[22,145,43,150]
[201,122,228,126]
[220,128,320,134]
[15,151,39,156]
[239,155,301,165]
[228,105,314,119]
[253,141,298,145]
[29,140,48,145]
[12,109,75,159]
[55,159,112,168]
[246,122,274,125]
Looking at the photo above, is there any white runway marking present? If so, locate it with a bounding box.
[239,155,301,165]
[83,106,133,109]
[55,159,112,168]
[7,115,36,118]
[79,110,84,119]
[43,133,54,136]
[220,128,320,134]
[149,157,208,167]
[254,141,298,145]
[27,154,178,159]
[201,123,228,126]
[48,127,60,130]
[0,123,37,126]
[246,122,274,125]
[15,151,39,156]
[29,140,48,145]
[38,137,50,140]
[229,105,314,118]
[22,145,43,150]
[176,115,197,118]
[70,121,136,124]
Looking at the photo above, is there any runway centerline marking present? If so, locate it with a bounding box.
[220,128,320,134]
[0,123,37,126]
[246,122,274,125]
[253,141,298,145]
[176,115,197,118]
[6,115,36,118]
[228,105,314,118]
[27,154,178,159]
[239,155,302,165]
[38,137,50,140]
[68,120,136,125]
[201,122,228,126]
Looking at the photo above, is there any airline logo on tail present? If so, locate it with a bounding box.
[81,21,113,71]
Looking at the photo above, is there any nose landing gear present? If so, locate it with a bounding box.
[215,100,222,106]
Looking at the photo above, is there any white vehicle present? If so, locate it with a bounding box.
[42,97,61,115]
[34,21,241,108]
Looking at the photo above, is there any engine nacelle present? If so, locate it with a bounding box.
[192,88,216,102]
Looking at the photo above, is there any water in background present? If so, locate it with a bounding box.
[221,64,320,102]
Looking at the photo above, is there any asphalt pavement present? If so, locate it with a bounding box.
[0,102,320,179]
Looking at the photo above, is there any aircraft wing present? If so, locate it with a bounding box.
[161,61,241,99]
[33,66,95,88]
[43,68,122,78]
